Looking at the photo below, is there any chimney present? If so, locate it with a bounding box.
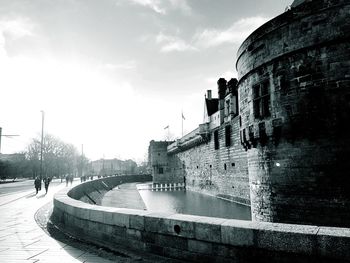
[217,78,227,100]
[207,90,212,99]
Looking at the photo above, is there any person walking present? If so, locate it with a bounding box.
[34,176,41,194]
[44,177,51,194]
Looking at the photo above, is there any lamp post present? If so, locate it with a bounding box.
[40,111,45,180]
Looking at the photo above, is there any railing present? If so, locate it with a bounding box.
[167,123,210,154]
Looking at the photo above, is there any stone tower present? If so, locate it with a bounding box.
[237,0,350,226]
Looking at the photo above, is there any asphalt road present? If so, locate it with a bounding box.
[0,178,64,196]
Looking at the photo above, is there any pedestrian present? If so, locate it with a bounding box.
[34,176,41,194]
[65,174,69,187]
[44,177,51,194]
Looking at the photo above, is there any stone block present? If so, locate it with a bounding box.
[255,222,318,255]
[64,202,75,215]
[188,239,212,254]
[126,228,142,240]
[112,211,130,227]
[195,217,226,243]
[316,226,350,260]
[115,208,150,230]
[129,214,145,230]
[144,243,164,256]
[89,207,105,222]
[87,220,100,233]
[112,225,127,238]
[100,207,119,225]
[73,205,90,220]
[144,212,175,233]
[164,214,199,238]
[155,234,188,250]
[141,231,156,244]
[221,219,257,247]
[53,198,65,211]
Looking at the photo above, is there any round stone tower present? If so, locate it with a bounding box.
[237,0,350,226]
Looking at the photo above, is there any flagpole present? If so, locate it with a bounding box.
[181,111,183,137]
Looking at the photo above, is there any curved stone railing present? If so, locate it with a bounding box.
[52,175,350,262]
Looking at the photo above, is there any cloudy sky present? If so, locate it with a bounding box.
[0,0,292,162]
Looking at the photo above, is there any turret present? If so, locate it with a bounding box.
[217,78,227,124]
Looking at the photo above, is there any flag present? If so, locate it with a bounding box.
[182,113,185,120]
[164,125,169,129]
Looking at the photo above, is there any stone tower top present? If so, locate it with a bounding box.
[291,0,308,7]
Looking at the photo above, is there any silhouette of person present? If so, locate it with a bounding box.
[34,177,41,194]
[44,177,51,194]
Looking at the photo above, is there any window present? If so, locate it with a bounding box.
[225,125,231,147]
[214,130,219,150]
[158,167,164,174]
[225,99,230,116]
[253,81,270,119]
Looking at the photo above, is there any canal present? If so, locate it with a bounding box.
[102,182,251,220]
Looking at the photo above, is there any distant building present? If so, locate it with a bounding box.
[89,158,137,176]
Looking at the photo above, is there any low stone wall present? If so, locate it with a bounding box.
[52,176,350,262]
[67,175,151,205]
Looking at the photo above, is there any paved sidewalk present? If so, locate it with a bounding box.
[0,180,114,263]
[101,182,147,210]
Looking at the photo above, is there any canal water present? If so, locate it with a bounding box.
[138,186,251,220]
[102,183,251,220]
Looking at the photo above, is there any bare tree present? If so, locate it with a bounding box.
[26,134,82,179]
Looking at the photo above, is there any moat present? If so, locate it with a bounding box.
[102,182,251,220]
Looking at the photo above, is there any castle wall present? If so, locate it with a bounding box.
[237,0,350,226]
[149,141,184,184]
[171,117,250,205]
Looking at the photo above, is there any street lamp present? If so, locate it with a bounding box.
[40,111,45,180]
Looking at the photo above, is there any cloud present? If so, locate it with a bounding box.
[117,0,191,15]
[152,16,269,53]
[168,0,191,15]
[0,18,35,57]
[129,0,165,14]
[156,32,197,53]
[194,16,269,48]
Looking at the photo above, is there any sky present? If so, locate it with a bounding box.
[0,0,293,163]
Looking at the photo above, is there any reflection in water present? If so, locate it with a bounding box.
[138,188,251,220]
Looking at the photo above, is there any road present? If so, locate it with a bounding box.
[0,179,118,262]
[0,179,64,196]
[0,179,180,263]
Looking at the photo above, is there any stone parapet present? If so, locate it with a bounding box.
[52,176,350,262]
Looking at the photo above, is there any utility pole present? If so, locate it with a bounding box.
[0,127,20,154]
[181,111,185,137]
[81,144,84,178]
[40,111,45,180]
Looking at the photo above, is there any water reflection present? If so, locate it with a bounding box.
[138,188,251,220]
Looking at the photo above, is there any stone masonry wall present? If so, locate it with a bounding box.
[52,177,350,263]
[149,140,184,184]
[173,116,250,205]
[237,0,350,226]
